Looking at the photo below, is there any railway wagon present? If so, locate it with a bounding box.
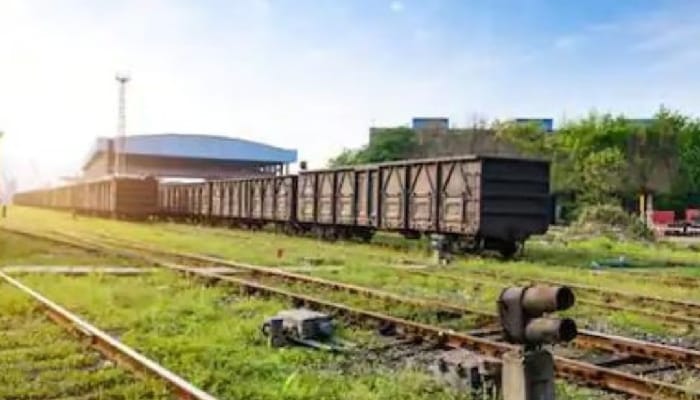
[159,181,209,220]
[210,175,297,226]
[296,167,374,240]
[160,175,298,228]
[297,156,550,255]
[14,176,159,219]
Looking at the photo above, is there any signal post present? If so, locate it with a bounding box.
[498,285,577,400]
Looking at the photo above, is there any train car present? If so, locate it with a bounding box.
[217,175,297,228]
[16,156,549,256]
[14,176,158,220]
[169,175,298,229]
[296,167,373,239]
[380,156,549,255]
[301,156,550,255]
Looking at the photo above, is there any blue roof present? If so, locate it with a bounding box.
[84,133,297,168]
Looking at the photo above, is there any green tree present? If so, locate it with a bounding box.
[327,148,365,168]
[578,148,626,205]
[362,127,417,163]
[497,107,700,212]
[327,127,417,167]
[494,120,550,156]
[677,118,700,192]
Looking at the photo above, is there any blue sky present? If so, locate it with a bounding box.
[1,0,699,189]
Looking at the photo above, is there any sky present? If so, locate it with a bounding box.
[1,0,699,190]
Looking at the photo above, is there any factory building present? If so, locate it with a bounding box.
[82,133,297,180]
[369,117,554,159]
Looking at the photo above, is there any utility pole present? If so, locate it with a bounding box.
[115,72,130,176]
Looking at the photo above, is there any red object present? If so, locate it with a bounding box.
[652,210,675,225]
[686,209,700,223]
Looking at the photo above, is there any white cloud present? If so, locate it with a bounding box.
[553,34,584,51]
[390,1,404,13]
[1,1,699,192]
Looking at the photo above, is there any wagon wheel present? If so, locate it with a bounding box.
[499,241,519,259]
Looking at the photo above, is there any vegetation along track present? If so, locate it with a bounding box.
[380,265,700,328]
[470,268,700,321]
[0,269,216,400]
[4,227,699,399]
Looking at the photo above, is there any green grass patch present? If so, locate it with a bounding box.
[3,206,698,340]
[0,283,167,399]
[17,272,475,400]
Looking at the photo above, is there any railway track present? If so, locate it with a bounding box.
[378,265,700,327]
[623,271,700,289]
[0,269,217,400]
[464,268,700,320]
[79,233,700,364]
[5,227,699,399]
[103,221,700,326]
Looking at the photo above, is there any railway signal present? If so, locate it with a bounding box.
[498,285,577,346]
[498,285,576,400]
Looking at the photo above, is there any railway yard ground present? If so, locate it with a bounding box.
[2,206,700,399]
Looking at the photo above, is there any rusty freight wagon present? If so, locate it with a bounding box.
[300,156,550,256]
[14,176,159,219]
[207,175,297,227]
[160,175,298,229]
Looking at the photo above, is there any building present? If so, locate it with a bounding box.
[411,117,449,131]
[82,133,297,180]
[514,118,554,132]
[370,117,527,158]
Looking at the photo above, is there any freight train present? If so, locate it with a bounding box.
[13,176,159,219]
[14,155,551,257]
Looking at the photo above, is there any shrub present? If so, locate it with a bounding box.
[568,204,654,241]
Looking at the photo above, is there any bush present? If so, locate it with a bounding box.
[568,204,654,241]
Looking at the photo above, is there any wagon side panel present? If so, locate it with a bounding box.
[274,176,296,222]
[407,162,438,232]
[262,177,276,220]
[438,159,482,235]
[334,170,355,225]
[379,164,408,231]
[297,173,317,224]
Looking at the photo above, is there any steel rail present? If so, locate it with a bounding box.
[0,270,217,400]
[82,232,700,370]
[3,227,699,399]
[13,226,700,369]
[470,268,700,316]
[83,248,700,400]
[599,268,700,289]
[392,267,700,326]
[88,229,700,324]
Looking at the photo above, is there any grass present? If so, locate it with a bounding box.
[14,272,473,400]
[0,280,167,399]
[2,206,699,340]
[0,228,138,267]
[0,226,613,399]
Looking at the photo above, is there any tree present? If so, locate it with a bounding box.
[328,148,364,168]
[494,120,550,156]
[327,127,417,167]
[677,118,700,192]
[578,148,626,205]
[362,127,417,163]
[497,107,700,212]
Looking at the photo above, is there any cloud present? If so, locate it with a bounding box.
[2,0,699,191]
[553,34,584,51]
[632,24,700,53]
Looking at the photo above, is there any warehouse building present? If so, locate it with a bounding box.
[82,133,297,180]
